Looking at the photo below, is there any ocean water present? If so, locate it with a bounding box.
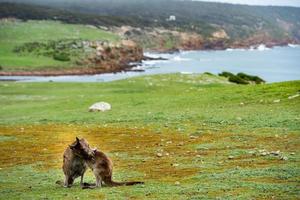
[1,45,299,83]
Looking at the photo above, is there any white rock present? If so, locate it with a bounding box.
[156,153,163,157]
[89,102,111,112]
[273,99,281,103]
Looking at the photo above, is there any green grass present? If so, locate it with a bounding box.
[0,73,299,130]
[0,73,299,199]
[0,20,120,71]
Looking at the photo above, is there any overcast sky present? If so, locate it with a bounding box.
[194,0,300,7]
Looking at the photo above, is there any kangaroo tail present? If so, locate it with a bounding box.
[104,177,144,187]
[108,180,144,186]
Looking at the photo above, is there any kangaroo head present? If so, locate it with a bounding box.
[69,137,94,159]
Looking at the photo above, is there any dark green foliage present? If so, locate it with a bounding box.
[219,71,265,84]
[218,71,235,78]
[13,39,86,61]
[0,65,2,70]
[237,72,265,84]
[53,52,70,62]
[14,42,46,54]
[228,75,249,85]
[1,1,300,39]
[0,3,152,29]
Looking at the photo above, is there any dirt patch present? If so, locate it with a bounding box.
[0,125,203,182]
[0,124,298,184]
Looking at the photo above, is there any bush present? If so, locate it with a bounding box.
[218,71,235,78]
[251,76,265,84]
[0,65,2,70]
[228,75,249,85]
[53,52,70,61]
[219,71,265,85]
[237,73,265,84]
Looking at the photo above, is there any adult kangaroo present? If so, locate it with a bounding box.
[71,145,144,188]
[59,137,94,188]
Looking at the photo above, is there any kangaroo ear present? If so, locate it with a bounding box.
[76,137,80,142]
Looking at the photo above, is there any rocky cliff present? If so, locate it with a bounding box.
[0,39,144,76]
[114,26,299,52]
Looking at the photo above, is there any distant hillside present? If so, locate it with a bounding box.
[1,0,300,41]
[0,20,122,72]
[0,3,146,27]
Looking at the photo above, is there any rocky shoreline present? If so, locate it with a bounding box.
[0,39,144,76]
[0,36,298,77]
[148,37,299,53]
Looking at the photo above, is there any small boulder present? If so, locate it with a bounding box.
[189,135,198,139]
[156,153,163,157]
[89,102,111,112]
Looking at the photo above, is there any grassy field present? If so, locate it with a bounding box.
[0,73,299,199]
[0,20,120,71]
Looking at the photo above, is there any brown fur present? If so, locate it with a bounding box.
[59,137,94,188]
[83,149,144,188]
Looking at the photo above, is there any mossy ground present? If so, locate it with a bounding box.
[0,73,299,199]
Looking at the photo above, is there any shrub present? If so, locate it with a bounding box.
[251,76,265,84]
[237,73,265,84]
[219,71,265,85]
[228,75,249,85]
[0,65,2,70]
[53,52,70,61]
[218,71,235,78]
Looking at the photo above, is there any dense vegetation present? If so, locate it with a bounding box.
[0,2,144,27]
[1,0,300,40]
[219,71,265,84]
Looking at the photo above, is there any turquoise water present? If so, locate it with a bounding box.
[1,45,299,83]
